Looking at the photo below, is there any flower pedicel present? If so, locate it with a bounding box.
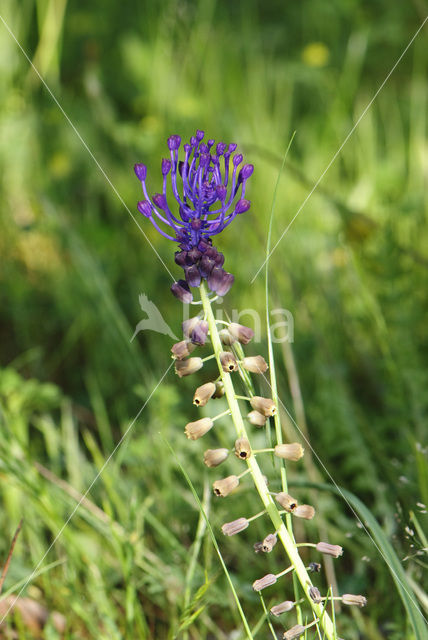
[134,130,366,639]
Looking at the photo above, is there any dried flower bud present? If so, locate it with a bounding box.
[242,356,268,374]
[252,573,277,592]
[283,625,306,639]
[222,517,249,536]
[274,443,304,461]
[193,382,216,407]
[234,438,251,460]
[270,600,294,616]
[309,586,322,604]
[213,475,239,497]
[228,322,254,344]
[293,504,315,520]
[342,594,367,607]
[171,340,196,360]
[190,320,209,346]
[275,492,298,512]
[203,448,229,467]
[184,417,214,440]
[219,329,236,346]
[316,542,344,558]
[308,562,321,572]
[175,357,203,378]
[212,380,225,398]
[261,533,277,552]
[247,410,267,427]
[220,351,238,373]
[250,396,276,417]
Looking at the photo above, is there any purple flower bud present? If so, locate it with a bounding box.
[167,135,181,150]
[191,320,209,345]
[190,136,197,146]
[199,255,215,278]
[208,267,234,296]
[207,138,215,147]
[161,158,171,175]
[216,142,226,155]
[196,129,204,141]
[216,184,227,201]
[199,143,208,153]
[240,164,254,180]
[214,252,225,266]
[137,201,152,217]
[228,143,237,153]
[205,246,218,259]
[216,272,234,296]
[198,239,211,253]
[235,199,251,214]
[152,193,167,210]
[187,247,202,263]
[171,280,193,303]
[174,251,189,267]
[185,265,202,288]
[134,163,147,181]
[233,153,243,166]
[184,143,191,153]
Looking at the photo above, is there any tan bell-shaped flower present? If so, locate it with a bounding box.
[275,492,298,512]
[250,396,276,417]
[184,417,214,440]
[213,475,239,497]
[293,504,315,520]
[193,382,216,407]
[247,410,267,427]
[270,600,294,616]
[242,355,268,374]
[234,437,251,460]
[252,573,277,592]
[220,351,238,373]
[175,357,203,378]
[228,322,254,344]
[221,517,249,536]
[203,448,229,468]
[315,542,343,558]
[274,443,304,461]
[171,340,196,360]
[342,594,367,607]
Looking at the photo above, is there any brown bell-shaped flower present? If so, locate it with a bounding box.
[234,437,251,460]
[184,417,214,440]
[213,475,239,497]
[252,573,277,592]
[250,396,276,417]
[275,492,298,512]
[242,356,268,374]
[175,357,203,378]
[221,517,249,536]
[316,542,343,558]
[228,322,254,344]
[247,410,267,427]
[220,351,238,373]
[274,443,304,461]
[193,382,216,407]
[293,504,315,519]
[171,340,196,360]
[203,448,229,468]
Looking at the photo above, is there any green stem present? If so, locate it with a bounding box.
[199,282,335,640]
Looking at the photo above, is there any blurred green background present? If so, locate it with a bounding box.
[0,0,427,638]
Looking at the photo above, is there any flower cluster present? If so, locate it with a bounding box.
[134,130,253,302]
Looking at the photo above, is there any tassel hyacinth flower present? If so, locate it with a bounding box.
[134,131,366,639]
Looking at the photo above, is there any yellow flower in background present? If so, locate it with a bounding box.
[302,42,330,67]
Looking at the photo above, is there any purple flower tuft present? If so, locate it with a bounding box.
[135,129,254,298]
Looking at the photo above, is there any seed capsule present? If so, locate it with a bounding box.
[250,396,276,417]
[342,594,367,607]
[175,357,203,378]
[252,573,277,592]
[184,417,214,440]
[275,492,298,512]
[221,517,249,536]
[220,351,238,373]
[315,542,344,558]
[283,625,306,639]
[213,475,239,497]
[228,322,254,344]
[171,340,196,360]
[193,382,216,407]
[270,600,294,616]
[242,356,268,374]
[203,448,229,468]
[247,410,267,427]
[234,438,251,460]
[293,504,315,519]
[309,586,322,604]
[274,443,304,461]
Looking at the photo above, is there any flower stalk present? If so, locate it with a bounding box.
[199,282,335,639]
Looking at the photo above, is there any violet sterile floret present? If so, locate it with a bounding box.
[135,130,254,301]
